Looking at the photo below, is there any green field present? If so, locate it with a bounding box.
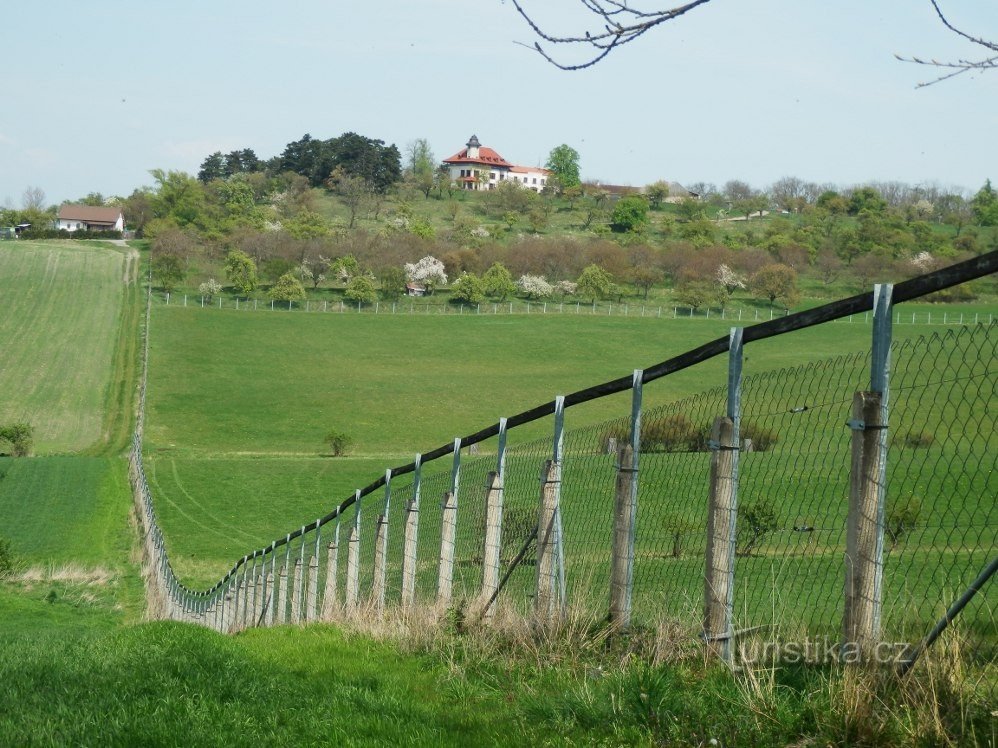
[0,240,137,454]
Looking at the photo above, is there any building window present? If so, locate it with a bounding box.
[532,178,537,185]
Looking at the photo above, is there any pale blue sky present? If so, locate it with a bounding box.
[2,1,995,206]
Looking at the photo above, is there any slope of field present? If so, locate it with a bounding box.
[0,241,130,453]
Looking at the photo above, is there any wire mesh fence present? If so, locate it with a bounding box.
[129,254,997,709]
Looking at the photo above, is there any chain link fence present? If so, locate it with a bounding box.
[130,253,997,709]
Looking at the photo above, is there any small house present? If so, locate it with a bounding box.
[56,204,125,233]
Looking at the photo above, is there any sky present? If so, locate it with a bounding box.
[2,1,995,207]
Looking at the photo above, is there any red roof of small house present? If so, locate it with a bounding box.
[57,204,123,225]
[443,146,514,168]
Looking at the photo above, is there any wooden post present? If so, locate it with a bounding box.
[321,540,339,618]
[437,492,457,608]
[609,443,637,627]
[479,471,504,618]
[245,564,257,629]
[345,526,360,612]
[221,591,233,633]
[277,563,289,624]
[704,416,737,660]
[372,514,388,613]
[535,460,560,626]
[252,567,263,627]
[843,391,886,660]
[266,555,277,627]
[291,559,303,624]
[307,554,319,622]
[401,499,419,608]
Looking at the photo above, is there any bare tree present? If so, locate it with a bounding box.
[896,1,998,87]
[510,0,994,85]
[506,0,714,70]
[21,186,46,212]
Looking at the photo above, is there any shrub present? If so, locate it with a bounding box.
[0,537,14,576]
[324,430,353,457]
[642,414,702,452]
[736,499,778,556]
[0,423,33,457]
[893,429,934,449]
[886,497,921,549]
[739,421,779,452]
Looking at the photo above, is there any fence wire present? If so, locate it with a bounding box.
[134,264,997,710]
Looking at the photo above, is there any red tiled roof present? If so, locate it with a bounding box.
[58,204,123,224]
[443,146,513,168]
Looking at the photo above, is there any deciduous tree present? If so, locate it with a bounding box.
[545,144,581,189]
[224,249,259,295]
[751,263,800,308]
[576,263,614,302]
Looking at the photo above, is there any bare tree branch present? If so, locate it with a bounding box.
[506,0,715,70]
[895,1,998,87]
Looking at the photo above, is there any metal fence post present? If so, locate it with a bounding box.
[610,370,642,628]
[402,455,422,609]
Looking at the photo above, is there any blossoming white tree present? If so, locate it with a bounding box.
[516,274,554,299]
[716,264,747,296]
[404,255,448,294]
[198,278,222,302]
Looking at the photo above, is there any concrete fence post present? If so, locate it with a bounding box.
[345,526,360,612]
[704,416,738,660]
[535,459,561,626]
[321,533,339,619]
[437,492,457,608]
[277,563,289,625]
[843,391,886,660]
[291,558,303,624]
[307,553,319,622]
[373,514,388,613]
[609,443,637,627]
[402,455,422,609]
[479,470,504,619]
[252,563,263,627]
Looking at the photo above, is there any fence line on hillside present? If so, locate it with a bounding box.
[158,291,995,327]
[129,252,996,704]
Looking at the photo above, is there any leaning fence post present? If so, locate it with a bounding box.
[704,416,738,660]
[479,470,504,618]
[535,459,561,626]
[437,491,457,608]
[609,370,642,629]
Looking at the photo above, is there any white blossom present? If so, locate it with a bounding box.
[554,280,577,297]
[716,264,746,293]
[198,278,222,297]
[516,274,553,299]
[404,255,448,287]
[470,226,490,238]
[910,251,936,272]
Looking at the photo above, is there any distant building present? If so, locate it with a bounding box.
[442,135,552,192]
[56,204,124,232]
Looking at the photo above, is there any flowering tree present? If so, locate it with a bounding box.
[516,274,554,299]
[554,280,577,299]
[198,278,222,302]
[716,263,747,296]
[404,255,448,295]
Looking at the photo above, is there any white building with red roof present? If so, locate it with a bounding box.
[442,135,551,192]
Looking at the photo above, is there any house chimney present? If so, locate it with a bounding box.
[466,134,481,160]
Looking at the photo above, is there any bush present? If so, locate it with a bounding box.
[886,497,921,549]
[739,421,779,452]
[0,423,33,457]
[324,430,353,457]
[0,537,15,576]
[736,499,778,556]
[600,414,704,454]
[892,429,934,449]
